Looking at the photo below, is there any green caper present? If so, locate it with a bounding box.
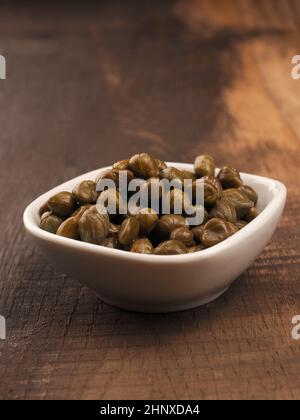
[217,166,242,189]
[113,159,130,170]
[193,176,222,205]
[238,185,258,205]
[170,227,194,246]
[243,207,259,222]
[72,180,98,205]
[201,218,239,248]
[130,238,153,254]
[40,212,63,234]
[156,215,187,236]
[208,198,237,223]
[129,153,159,179]
[95,168,134,188]
[194,154,215,177]
[188,244,205,253]
[118,216,140,245]
[222,188,254,218]
[48,191,77,217]
[57,217,80,240]
[137,208,158,234]
[159,166,185,184]
[39,201,50,217]
[78,205,109,244]
[191,225,205,244]
[153,240,187,255]
[101,237,119,249]
[235,220,247,230]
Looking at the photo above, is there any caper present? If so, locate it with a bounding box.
[156,215,187,236]
[118,216,140,245]
[108,222,120,238]
[137,208,158,234]
[159,166,185,184]
[40,212,63,234]
[217,166,242,189]
[194,154,215,177]
[48,191,77,217]
[243,207,259,222]
[235,220,247,230]
[72,180,98,205]
[201,218,239,248]
[140,177,163,203]
[153,240,187,255]
[101,237,119,249]
[164,189,191,213]
[78,205,109,244]
[170,227,194,246]
[155,159,167,171]
[188,244,205,253]
[222,188,254,218]
[113,159,130,170]
[95,168,134,188]
[208,198,237,223]
[191,225,205,244]
[193,176,222,205]
[72,204,92,220]
[130,238,153,254]
[129,153,159,179]
[238,185,258,205]
[57,217,80,240]
[39,201,50,217]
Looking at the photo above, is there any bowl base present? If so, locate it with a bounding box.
[99,286,230,313]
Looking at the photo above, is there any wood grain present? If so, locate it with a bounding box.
[0,0,299,400]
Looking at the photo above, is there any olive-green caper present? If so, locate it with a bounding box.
[222,188,254,218]
[238,185,258,205]
[129,153,159,179]
[40,212,63,234]
[156,215,187,236]
[72,180,98,205]
[153,240,187,255]
[243,207,259,223]
[164,189,191,213]
[95,168,134,188]
[155,159,167,171]
[118,216,140,246]
[235,220,247,230]
[193,176,222,205]
[130,238,153,254]
[78,205,109,244]
[137,208,158,234]
[170,227,194,246]
[72,204,92,220]
[48,191,77,217]
[217,166,242,189]
[101,237,119,249]
[159,166,185,184]
[188,244,205,253]
[208,198,237,223]
[57,217,80,240]
[113,159,130,170]
[191,225,205,244]
[194,154,215,177]
[201,218,239,248]
[39,201,50,217]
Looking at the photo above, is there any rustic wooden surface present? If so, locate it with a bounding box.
[0,0,300,400]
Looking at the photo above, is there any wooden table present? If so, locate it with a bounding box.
[0,0,299,400]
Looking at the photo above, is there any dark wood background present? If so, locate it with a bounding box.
[0,0,300,400]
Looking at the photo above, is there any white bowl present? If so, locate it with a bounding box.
[23,163,286,313]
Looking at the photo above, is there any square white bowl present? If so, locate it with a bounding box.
[23,163,286,313]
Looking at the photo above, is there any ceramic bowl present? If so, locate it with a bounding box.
[23,163,286,313]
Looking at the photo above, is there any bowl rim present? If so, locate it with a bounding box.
[23,163,287,265]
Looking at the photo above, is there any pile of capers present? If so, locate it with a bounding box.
[39,153,259,255]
